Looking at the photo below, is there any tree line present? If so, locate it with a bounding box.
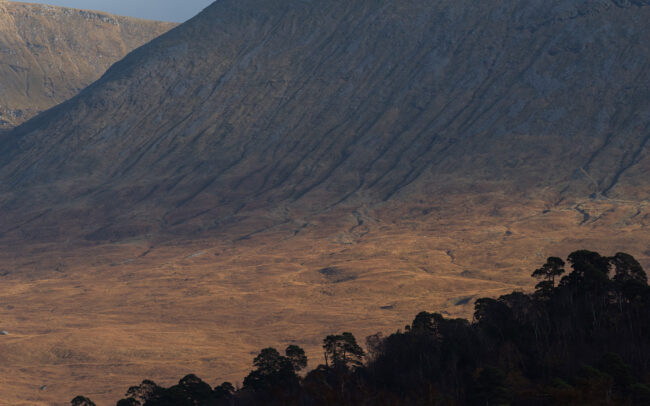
[72,250,650,405]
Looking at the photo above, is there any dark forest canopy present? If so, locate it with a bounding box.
[74,250,650,406]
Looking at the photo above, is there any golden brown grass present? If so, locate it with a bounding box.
[0,197,648,405]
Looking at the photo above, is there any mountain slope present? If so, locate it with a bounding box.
[0,1,175,128]
[1,2,650,404]
[1,0,649,239]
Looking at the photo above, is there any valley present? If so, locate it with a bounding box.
[0,0,649,404]
[0,196,648,404]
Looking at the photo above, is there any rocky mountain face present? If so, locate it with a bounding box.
[2,2,650,404]
[0,1,175,128]
[0,0,649,240]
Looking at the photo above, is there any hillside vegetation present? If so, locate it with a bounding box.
[1,1,650,404]
[71,250,650,405]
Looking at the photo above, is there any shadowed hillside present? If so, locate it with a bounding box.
[1,1,650,404]
[0,1,175,128]
[1,0,650,241]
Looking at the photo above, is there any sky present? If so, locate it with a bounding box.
[25,0,215,22]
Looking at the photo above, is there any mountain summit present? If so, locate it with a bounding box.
[0,1,175,128]
[1,0,649,240]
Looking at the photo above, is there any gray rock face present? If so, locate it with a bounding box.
[0,1,176,128]
[0,0,649,240]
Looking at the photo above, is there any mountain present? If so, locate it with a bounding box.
[1,0,650,242]
[0,1,175,128]
[1,1,650,404]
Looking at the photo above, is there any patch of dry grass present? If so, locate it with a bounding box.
[0,198,648,405]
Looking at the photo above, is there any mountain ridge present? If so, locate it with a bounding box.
[2,0,650,242]
[0,1,176,128]
[1,2,650,404]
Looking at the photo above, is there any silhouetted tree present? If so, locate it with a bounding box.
[143,374,214,406]
[562,250,611,292]
[83,249,650,406]
[611,253,647,284]
[474,298,517,341]
[70,396,96,406]
[116,399,139,406]
[411,311,446,337]
[285,345,308,372]
[611,252,648,304]
[243,346,306,393]
[365,332,384,362]
[253,348,290,376]
[121,380,163,405]
[532,256,565,297]
[323,332,364,369]
[213,382,235,400]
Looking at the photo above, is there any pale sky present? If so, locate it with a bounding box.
[25,0,215,22]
